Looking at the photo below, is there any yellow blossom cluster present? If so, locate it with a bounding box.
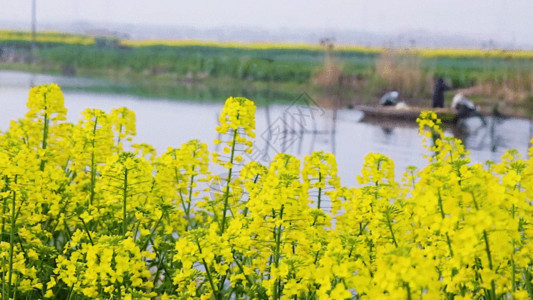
[1,85,533,299]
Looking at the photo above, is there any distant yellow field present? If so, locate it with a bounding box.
[414,48,533,59]
[122,38,383,53]
[0,30,94,45]
[2,29,533,59]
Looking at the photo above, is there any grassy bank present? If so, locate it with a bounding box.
[1,30,532,109]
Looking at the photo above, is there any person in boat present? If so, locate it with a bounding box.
[379,91,410,110]
[379,91,399,106]
[432,77,450,108]
[451,93,486,124]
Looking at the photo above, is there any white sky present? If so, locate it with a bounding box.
[1,0,531,44]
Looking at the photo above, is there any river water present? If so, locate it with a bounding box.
[1,71,531,186]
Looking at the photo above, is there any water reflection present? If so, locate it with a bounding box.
[381,127,394,136]
[252,104,338,164]
[0,70,300,105]
[1,70,532,186]
[452,115,532,154]
[0,70,99,88]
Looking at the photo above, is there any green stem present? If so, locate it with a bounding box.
[149,236,171,289]
[195,240,219,300]
[309,162,324,226]
[122,168,128,236]
[317,171,322,209]
[174,165,193,230]
[232,251,269,298]
[273,205,284,300]
[483,230,493,270]
[437,189,445,219]
[11,280,18,300]
[186,149,197,221]
[66,284,74,300]
[40,96,49,171]
[186,172,195,216]
[117,124,123,145]
[313,250,320,265]
[1,176,9,238]
[182,165,196,231]
[7,175,17,299]
[405,282,412,300]
[89,116,98,206]
[274,206,284,268]
[483,230,496,299]
[220,127,238,235]
[438,189,454,257]
[79,217,94,246]
[2,256,6,300]
[470,192,479,210]
[141,212,165,250]
[385,212,398,248]
[511,258,516,292]
[524,268,533,299]
[445,233,454,257]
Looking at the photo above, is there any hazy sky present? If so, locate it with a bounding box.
[1,0,531,44]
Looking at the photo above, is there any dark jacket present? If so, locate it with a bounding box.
[432,78,449,108]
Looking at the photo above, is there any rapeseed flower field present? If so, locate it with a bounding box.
[0,84,533,299]
[0,30,94,45]
[3,30,533,59]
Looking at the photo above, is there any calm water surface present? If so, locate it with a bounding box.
[1,71,531,186]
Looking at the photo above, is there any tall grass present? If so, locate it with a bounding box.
[374,51,434,99]
[460,70,533,104]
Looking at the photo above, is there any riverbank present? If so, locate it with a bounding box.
[1,30,532,117]
[2,63,532,121]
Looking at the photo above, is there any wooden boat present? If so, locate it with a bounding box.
[353,105,458,123]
